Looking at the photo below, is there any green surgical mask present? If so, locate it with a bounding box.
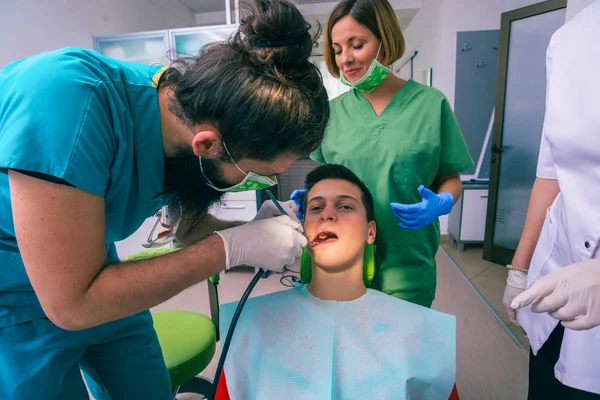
[198,140,278,193]
[340,44,390,93]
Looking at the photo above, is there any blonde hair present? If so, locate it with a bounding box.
[324,0,405,78]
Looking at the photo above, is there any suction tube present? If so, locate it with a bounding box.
[210,268,265,399]
[210,190,298,398]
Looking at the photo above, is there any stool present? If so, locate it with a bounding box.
[153,310,216,398]
[125,248,220,399]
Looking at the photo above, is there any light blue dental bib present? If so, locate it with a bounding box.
[220,285,456,399]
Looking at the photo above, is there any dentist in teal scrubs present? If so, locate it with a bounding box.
[0,1,329,398]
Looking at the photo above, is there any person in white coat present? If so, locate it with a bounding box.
[502,1,600,398]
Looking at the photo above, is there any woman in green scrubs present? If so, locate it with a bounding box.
[294,0,473,308]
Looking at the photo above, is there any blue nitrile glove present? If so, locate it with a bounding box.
[390,185,454,230]
[290,189,307,220]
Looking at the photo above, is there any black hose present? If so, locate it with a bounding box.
[209,268,265,399]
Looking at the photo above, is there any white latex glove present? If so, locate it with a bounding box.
[511,259,600,330]
[253,199,299,221]
[503,270,528,326]
[215,215,307,272]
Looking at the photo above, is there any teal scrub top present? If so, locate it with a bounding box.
[312,80,474,307]
[0,47,166,328]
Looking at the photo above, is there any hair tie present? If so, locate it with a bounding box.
[250,38,297,48]
[251,32,309,48]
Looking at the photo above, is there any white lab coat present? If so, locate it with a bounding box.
[518,1,600,394]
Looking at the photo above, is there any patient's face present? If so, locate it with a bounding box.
[304,179,376,270]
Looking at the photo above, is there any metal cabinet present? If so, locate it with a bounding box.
[94,25,240,63]
[448,182,489,252]
[93,0,241,62]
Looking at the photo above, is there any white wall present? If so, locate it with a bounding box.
[196,11,227,26]
[442,0,545,108]
[396,0,447,95]
[0,0,196,67]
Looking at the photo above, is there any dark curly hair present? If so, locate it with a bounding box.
[158,0,330,163]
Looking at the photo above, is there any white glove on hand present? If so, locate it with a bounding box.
[511,259,600,330]
[215,215,308,272]
[253,200,300,222]
[503,270,528,326]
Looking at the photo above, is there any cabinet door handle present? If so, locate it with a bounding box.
[222,205,246,209]
[481,195,488,198]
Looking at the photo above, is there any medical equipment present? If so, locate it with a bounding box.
[210,267,264,399]
[143,210,176,248]
[340,43,390,93]
[143,205,182,249]
[199,139,278,193]
[211,189,288,399]
[265,190,314,246]
[265,190,291,216]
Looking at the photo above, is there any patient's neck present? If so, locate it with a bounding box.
[307,256,366,301]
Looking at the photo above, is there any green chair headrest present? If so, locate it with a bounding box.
[299,243,375,286]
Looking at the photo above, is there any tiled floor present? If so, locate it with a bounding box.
[440,237,529,353]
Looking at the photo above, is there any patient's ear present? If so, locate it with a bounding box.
[366,221,376,244]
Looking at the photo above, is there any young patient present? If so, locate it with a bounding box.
[216,164,459,400]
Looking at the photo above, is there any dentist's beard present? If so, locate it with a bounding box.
[161,148,225,224]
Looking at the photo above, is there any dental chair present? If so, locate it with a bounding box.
[125,248,221,399]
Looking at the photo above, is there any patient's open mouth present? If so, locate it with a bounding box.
[311,231,338,246]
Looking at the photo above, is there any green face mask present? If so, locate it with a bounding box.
[340,44,390,93]
[198,140,278,193]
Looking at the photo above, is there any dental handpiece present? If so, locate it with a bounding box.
[265,189,289,217]
[265,190,314,246]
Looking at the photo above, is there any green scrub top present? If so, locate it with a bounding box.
[0,47,166,327]
[312,80,473,307]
